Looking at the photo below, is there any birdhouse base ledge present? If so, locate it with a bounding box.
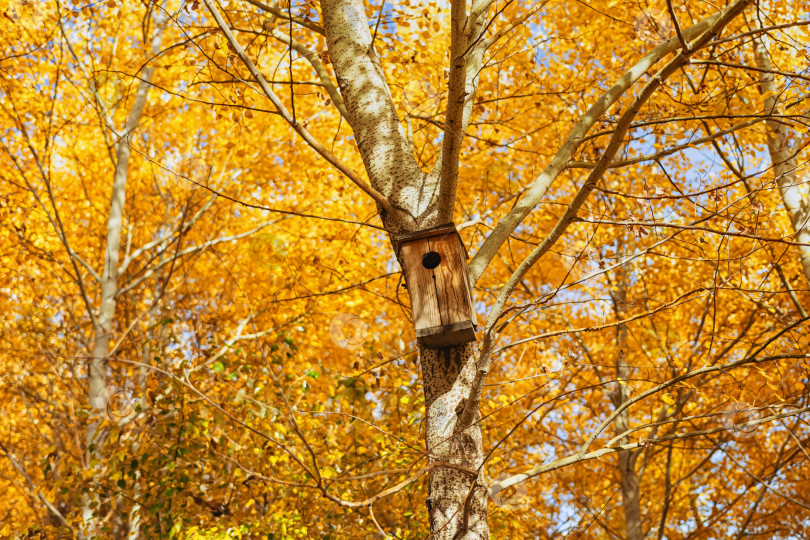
[416,321,477,349]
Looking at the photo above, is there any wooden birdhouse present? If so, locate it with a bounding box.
[396,223,477,348]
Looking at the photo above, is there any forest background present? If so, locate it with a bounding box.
[0,0,808,538]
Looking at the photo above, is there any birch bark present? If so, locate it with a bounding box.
[81,9,166,536]
[753,37,810,284]
[320,1,489,536]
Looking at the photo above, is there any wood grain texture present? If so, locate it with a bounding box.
[400,229,476,348]
[400,239,442,331]
[430,234,471,326]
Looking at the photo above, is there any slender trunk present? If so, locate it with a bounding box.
[609,254,643,540]
[81,93,131,540]
[81,9,166,535]
[127,233,170,539]
[753,37,810,284]
[421,343,489,539]
[87,4,165,442]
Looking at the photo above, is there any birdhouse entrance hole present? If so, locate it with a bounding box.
[422,251,441,269]
[396,223,477,349]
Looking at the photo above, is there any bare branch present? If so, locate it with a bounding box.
[666,0,689,52]
[243,0,325,35]
[262,23,348,118]
[202,0,397,217]
[0,440,73,532]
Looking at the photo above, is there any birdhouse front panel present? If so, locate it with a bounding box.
[428,234,475,326]
[397,224,477,348]
[400,240,442,331]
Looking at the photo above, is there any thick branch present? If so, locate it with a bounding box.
[467,2,749,285]
[435,2,543,223]
[320,0,422,228]
[435,0,479,222]
[459,0,755,432]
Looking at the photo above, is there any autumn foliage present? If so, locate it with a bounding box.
[0,0,808,538]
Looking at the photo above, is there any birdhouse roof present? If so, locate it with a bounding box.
[394,222,469,259]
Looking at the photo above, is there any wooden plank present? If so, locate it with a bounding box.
[395,223,456,246]
[417,321,476,348]
[395,223,469,259]
[430,234,473,327]
[400,239,441,332]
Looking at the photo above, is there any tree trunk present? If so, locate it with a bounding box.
[318,1,491,534]
[617,442,643,540]
[81,8,166,536]
[421,343,489,539]
[753,37,810,284]
[609,253,643,540]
